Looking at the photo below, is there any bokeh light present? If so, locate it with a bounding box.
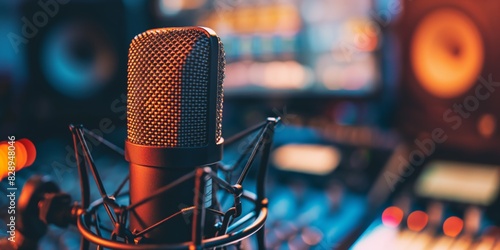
[14,141,27,171]
[381,206,404,228]
[407,210,428,232]
[0,138,36,180]
[0,145,7,179]
[443,216,464,237]
[19,138,37,167]
[478,114,496,138]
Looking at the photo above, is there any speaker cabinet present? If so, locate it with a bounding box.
[21,0,126,135]
[397,0,500,154]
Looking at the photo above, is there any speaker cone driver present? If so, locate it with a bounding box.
[411,8,484,99]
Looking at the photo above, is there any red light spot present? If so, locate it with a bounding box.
[14,142,27,171]
[382,206,404,228]
[0,138,36,180]
[18,138,36,167]
[443,216,463,237]
[0,146,7,179]
[407,210,428,232]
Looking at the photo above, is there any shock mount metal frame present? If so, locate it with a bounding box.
[69,117,280,250]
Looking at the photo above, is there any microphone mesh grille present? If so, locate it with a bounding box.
[127,28,224,147]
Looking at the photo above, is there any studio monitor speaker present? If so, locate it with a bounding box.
[21,0,126,136]
[397,0,500,154]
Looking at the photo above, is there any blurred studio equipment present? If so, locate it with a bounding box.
[397,0,500,154]
[350,0,500,248]
[0,1,25,138]
[20,0,127,136]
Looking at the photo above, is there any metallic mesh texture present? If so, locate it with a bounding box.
[127,27,224,147]
[216,37,225,144]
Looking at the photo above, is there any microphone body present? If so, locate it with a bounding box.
[125,27,225,244]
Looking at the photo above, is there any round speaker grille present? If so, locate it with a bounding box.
[411,8,484,99]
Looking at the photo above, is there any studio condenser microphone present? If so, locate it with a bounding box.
[1,26,276,250]
[125,27,225,244]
